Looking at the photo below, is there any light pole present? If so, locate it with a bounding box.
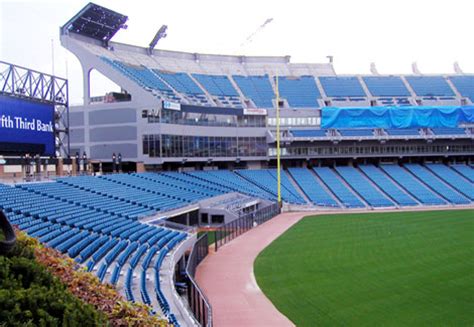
[275,74,282,205]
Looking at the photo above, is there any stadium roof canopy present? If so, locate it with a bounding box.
[61,2,128,45]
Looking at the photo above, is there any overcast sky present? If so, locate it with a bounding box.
[1,0,473,104]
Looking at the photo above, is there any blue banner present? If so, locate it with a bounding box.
[321,106,474,129]
[0,95,55,155]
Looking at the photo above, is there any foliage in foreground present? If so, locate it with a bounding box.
[0,232,104,326]
[0,229,169,327]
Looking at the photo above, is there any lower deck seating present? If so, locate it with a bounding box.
[186,170,275,200]
[426,164,474,200]
[236,169,306,204]
[450,164,474,183]
[358,165,418,206]
[288,168,339,207]
[0,182,188,321]
[335,166,394,207]
[380,165,446,205]
[404,164,470,204]
[313,167,365,208]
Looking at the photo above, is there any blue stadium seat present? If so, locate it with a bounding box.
[450,164,474,183]
[380,164,446,205]
[425,164,474,200]
[319,76,366,97]
[386,129,420,136]
[404,164,469,204]
[363,76,411,97]
[338,129,373,137]
[278,76,321,108]
[335,166,394,207]
[405,76,455,97]
[312,167,365,208]
[288,168,339,207]
[291,130,328,137]
[359,165,418,206]
[237,169,305,204]
[431,128,466,136]
[449,76,474,102]
[232,75,274,108]
[192,74,239,97]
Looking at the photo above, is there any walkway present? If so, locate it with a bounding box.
[195,212,304,327]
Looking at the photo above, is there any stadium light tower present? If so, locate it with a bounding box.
[148,25,168,55]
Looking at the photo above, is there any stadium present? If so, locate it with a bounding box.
[0,2,473,326]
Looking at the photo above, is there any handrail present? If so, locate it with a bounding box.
[185,233,212,326]
[215,202,280,251]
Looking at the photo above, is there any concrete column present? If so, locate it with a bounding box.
[82,65,92,105]
[72,158,78,176]
[42,162,48,178]
[186,213,190,226]
[136,162,145,173]
[56,158,64,176]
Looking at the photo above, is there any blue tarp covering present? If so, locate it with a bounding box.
[321,106,474,129]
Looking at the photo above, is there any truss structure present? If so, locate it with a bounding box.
[0,60,69,157]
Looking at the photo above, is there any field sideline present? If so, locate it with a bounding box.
[254,210,474,327]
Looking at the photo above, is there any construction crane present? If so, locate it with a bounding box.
[239,18,274,49]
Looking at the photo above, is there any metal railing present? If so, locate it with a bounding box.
[185,233,212,327]
[155,219,197,233]
[215,203,280,251]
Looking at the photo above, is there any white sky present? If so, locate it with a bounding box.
[1,0,473,104]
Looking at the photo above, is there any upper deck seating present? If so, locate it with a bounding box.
[319,76,366,98]
[363,76,411,97]
[449,76,474,102]
[232,75,274,108]
[405,76,455,97]
[278,76,321,108]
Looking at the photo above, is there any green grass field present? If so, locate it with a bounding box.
[254,210,474,327]
[198,231,216,245]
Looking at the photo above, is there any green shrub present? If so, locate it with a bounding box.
[0,242,105,326]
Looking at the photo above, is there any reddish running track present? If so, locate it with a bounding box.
[195,212,305,327]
